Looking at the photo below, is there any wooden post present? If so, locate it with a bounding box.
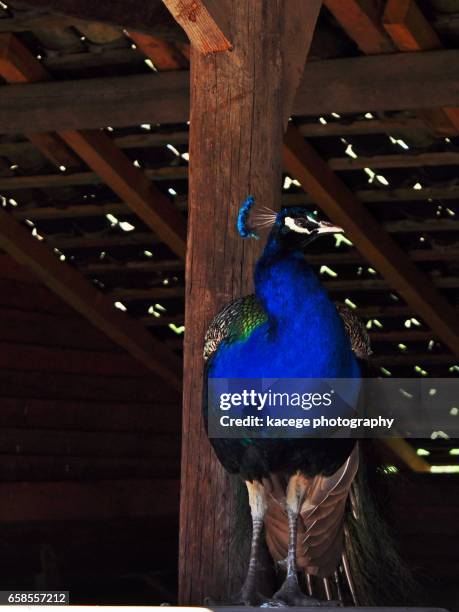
[179,0,321,603]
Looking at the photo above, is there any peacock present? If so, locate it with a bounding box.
[203,197,412,607]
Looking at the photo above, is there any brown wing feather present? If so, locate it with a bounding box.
[264,445,359,578]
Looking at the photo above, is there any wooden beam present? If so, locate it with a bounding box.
[382,0,459,134]
[46,232,159,250]
[324,0,395,54]
[180,0,321,603]
[0,208,181,388]
[0,34,81,169]
[1,51,459,133]
[12,202,130,220]
[383,0,442,52]
[0,166,187,190]
[284,184,459,207]
[283,125,459,356]
[329,151,459,170]
[161,0,232,53]
[0,34,187,259]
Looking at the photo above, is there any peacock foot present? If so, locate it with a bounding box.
[270,575,341,607]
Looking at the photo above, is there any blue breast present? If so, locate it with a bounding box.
[210,251,360,380]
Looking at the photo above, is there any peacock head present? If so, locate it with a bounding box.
[237,196,343,250]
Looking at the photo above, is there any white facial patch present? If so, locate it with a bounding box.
[284,215,317,234]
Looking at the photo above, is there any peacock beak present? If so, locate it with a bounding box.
[317,220,344,235]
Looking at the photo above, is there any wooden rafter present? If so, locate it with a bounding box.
[382,0,459,133]
[283,125,459,357]
[325,0,459,135]
[1,50,459,133]
[383,0,442,50]
[324,0,395,54]
[161,0,232,54]
[0,208,181,389]
[0,33,187,259]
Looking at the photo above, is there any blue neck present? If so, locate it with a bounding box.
[255,236,325,323]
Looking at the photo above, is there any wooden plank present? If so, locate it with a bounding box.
[369,330,435,342]
[161,0,232,53]
[382,0,459,135]
[0,166,187,190]
[0,279,76,315]
[0,342,151,377]
[0,307,124,351]
[80,259,183,274]
[283,126,459,356]
[0,428,177,458]
[0,455,180,481]
[324,0,395,54]
[180,0,321,603]
[371,353,455,366]
[0,34,187,259]
[0,34,81,169]
[0,208,181,388]
[0,479,178,523]
[111,287,184,300]
[12,202,130,220]
[329,151,459,170]
[46,232,159,250]
[0,369,174,403]
[2,51,459,132]
[0,397,179,433]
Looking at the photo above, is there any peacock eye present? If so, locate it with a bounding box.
[294,218,308,228]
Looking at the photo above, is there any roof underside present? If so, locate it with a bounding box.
[0,0,458,464]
